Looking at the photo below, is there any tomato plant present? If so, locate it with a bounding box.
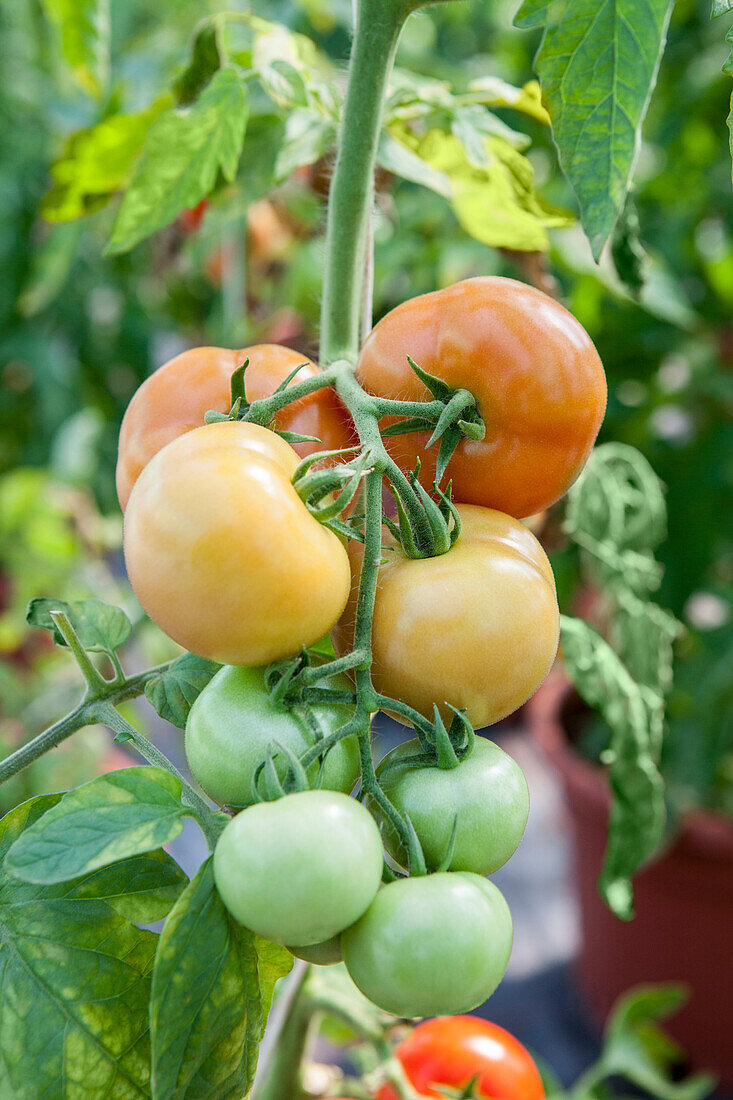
[371,736,529,875]
[357,277,607,519]
[213,790,384,946]
[333,504,559,728]
[0,0,700,1094]
[116,343,354,509]
[123,419,351,664]
[376,1015,544,1100]
[342,873,513,1017]
[185,664,359,808]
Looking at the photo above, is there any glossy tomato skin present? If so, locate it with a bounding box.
[376,1016,545,1100]
[371,736,529,875]
[116,344,354,510]
[357,277,606,518]
[333,504,559,728]
[213,790,384,946]
[342,873,512,1018]
[185,665,359,808]
[124,421,351,665]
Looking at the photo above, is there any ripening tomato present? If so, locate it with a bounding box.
[213,790,384,946]
[376,1016,545,1100]
[342,873,512,1017]
[357,277,606,518]
[116,344,354,510]
[123,421,351,665]
[332,504,559,728]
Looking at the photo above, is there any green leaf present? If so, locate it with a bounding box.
[26,595,132,655]
[41,99,172,223]
[86,849,188,924]
[5,768,186,884]
[145,653,222,730]
[712,0,733,16]
[0,795,171,1098]
[108,66,249,254]
[173,21,224,106]
[728,90,733,179]
[595,985,716,1099]
[560,617,666,919]
[41,0,110,97]
[150,859,293,1100]
[274,108,336,182]
[518,0,674,258]
[385,125,572,252]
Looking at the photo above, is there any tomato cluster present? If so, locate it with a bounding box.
[116,278,604,1022]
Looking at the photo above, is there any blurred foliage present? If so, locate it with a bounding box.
[0,0,731,813]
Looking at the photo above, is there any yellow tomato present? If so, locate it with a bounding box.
[124,421,351,665]
[333,505,559,728]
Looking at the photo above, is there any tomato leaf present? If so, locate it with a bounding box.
[712,0,733,15]
[516,0,674,258]
[108,66,248,254]
[150,858,293,1100]
[173,21,224,106]
[26,595,132,655]
[559,616,666,920]
[40,0,110,98]
[0,795,185,1098]
[274,108,336,182]
[580,985,716,1099]
[383,125,572,252]
[40,99,173,223]
[145,653,222,729]
[5,767,186,884]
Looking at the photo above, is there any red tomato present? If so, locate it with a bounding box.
[357,277,606,518]
[116,344,355,510]
[377,1016,545,1100]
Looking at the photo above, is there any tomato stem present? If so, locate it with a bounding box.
[0,660,177,787]
[319,0,411,363]
[92,702,227,849]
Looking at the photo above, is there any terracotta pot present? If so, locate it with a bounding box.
[528,673,733,1087]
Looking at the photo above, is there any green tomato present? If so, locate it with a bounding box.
[185,664,359,807]
[342,873,512,1017]
[288,934,343,966]
[372,737,529,875]
[213,790,384,946]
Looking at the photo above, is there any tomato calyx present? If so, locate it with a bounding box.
[251,739,311,803]
[384,466,461,559]
[380,355,486,486]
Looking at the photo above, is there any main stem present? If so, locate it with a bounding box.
[254,4,412,1094]
[319,0,409,363]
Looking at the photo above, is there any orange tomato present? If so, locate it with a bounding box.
[357,277,606,518]
[333,504,559,729]
[123,421,351,665]
[116,344,354,510]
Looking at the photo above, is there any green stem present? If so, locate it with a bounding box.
[93,702,225,850]
[320,0,411,362]
[243,365,342,425]
[251,963,314,1100]
[50,610,108,695]
[0,661,175,787]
